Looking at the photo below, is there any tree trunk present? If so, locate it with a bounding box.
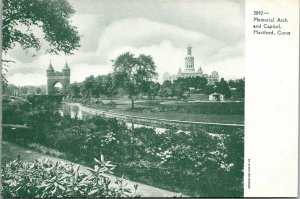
[131,98,134,109]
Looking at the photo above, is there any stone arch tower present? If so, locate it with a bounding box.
[46,62,70,95]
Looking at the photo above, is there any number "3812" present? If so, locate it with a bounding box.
[254,11,264,15]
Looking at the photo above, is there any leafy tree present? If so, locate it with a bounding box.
[3,83,18,95]
[2,0,80,54]
[35,87,42,94]
[193,76,207,90]
[159,80,174,98]
[149,82,160,100]
[228,79,245,99]
[235,79,245,99]
[204,85,215,95]
[96,74,117,98]
[81,76,96,98]
[2,0,81,94]
[67,82,81,98]
[141,81,160,100]
[112,52,157,109]
[19,86,29,95]
[173,78,188,99]
[216,78,231,99]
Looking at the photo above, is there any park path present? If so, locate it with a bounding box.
[1,141,186,197]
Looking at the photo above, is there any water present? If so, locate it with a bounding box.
[59,103,168,134]
[59,103,224,137]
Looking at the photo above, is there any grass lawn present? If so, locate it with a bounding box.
[1,141,60,164]
[117,110,244,124]
[91,99,244,124]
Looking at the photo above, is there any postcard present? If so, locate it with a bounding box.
[1,0,298,197]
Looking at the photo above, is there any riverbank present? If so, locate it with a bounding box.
[63,102,244,127]
[63,98,244,124]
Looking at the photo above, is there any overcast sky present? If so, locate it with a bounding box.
[4,0,245,86]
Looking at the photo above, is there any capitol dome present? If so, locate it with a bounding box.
[211,71,219,77]
[162,72,171,79]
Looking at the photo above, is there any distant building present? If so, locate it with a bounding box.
[162,72,177,83]
[163,45,219,85]
[27,87,37,95]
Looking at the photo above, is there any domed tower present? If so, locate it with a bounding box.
[184,44,195,73]
[211,71,219,79]
[208,71,219,85]
[162,72,171,83]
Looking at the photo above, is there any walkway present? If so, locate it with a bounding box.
[1,141,186,197]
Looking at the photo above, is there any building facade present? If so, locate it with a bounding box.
[46,62,70,95]
[163,45,219,85]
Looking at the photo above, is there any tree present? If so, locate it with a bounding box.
[2,0,81,94]
[81,76,95,98]
[19,86,29,95]
[95,74,117,98]
[67,82,81,98]
[173,78,188,99]
[141,81,160,100]
[216,78,231,99]
[228,78,245,99]
[204,85,214,95]
[36,87,42,94]
[193,76,208,90]
[112,52,157,109]
[2,0,80,54]
[159,80,174,98]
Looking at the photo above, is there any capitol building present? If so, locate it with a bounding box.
[163,45,219,85]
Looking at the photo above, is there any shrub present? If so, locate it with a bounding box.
[1,156,138,198]
[3,99,244,196]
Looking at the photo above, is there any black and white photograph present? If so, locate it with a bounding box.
[1,0,297,197]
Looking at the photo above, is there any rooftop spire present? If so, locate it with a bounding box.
[63,61,70,69]
[187,44,192,55]
[47,60,54,70]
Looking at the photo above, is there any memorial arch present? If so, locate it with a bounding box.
[46,62,70,95]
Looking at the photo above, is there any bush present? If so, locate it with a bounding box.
[2,99,31,124]
[1,156,138,198]
[3,98,244,196]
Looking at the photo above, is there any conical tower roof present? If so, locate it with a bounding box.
[63,61,70,70]
[47,61,54,70]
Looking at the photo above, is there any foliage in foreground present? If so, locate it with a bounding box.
[2,99,244,197]
[1,156,138,198]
